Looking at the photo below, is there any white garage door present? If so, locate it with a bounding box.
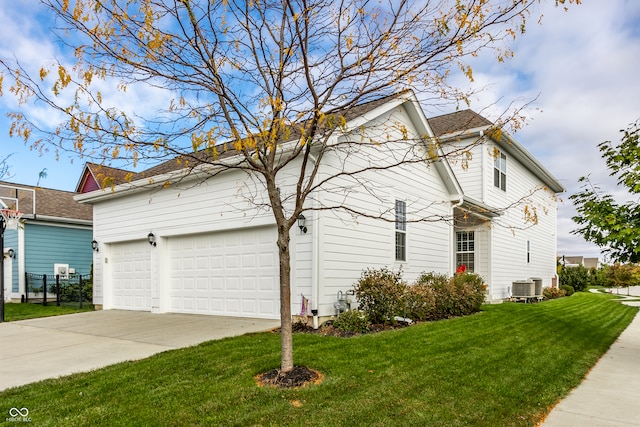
[111,240,153,311]
[168,226,280,319]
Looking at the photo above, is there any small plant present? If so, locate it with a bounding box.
[332,310,370,334]
[543,286,566,300]
[353,267,406,324]
[560,284,575,296]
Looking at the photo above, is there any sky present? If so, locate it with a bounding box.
[0,1,638,262]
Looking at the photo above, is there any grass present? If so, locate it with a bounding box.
[0,292,636,426]
[3,303,95,321]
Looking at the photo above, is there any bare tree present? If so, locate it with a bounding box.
[0,0,577,374]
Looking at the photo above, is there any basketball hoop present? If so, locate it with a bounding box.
[0,209,23,230]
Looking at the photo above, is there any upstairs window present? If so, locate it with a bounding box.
[494,151,507,191]
[395,200,406,261]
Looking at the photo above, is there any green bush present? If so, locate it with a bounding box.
[412,271,486,320]
[332,310,370,333]
[543,286,566,300]
[560,284,575,296]
[559,265,589,292]
[353,267,407,324]
[589,265,610,287]
[58,280,93,303]
[354,268,487,324]
[404,281,437,321]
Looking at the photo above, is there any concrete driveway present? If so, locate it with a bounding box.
[0,310,280,392]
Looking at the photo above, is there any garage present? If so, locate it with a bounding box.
[167,226,280,319]
[111,240,153,311]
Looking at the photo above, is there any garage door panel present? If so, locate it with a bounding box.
[168,226,279,319]
[111,240,153,311]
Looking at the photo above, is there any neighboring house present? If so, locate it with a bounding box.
[1,182,93,301]
[558,256,600,269]
[428,110,565,300]
[75,91,563,319]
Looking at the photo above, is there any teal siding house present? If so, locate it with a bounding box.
[1,182,93,301]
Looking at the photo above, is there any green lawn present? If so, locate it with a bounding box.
[3,303,95,322]
[0,293,635,426]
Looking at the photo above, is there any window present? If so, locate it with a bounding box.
[493,151,506,191]
[456,231,475,272]
[395,200,406,261]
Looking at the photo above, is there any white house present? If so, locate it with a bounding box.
[428,110,565,299]
[76,91,564,319]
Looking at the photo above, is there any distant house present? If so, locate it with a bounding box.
[1,182,93,302]
[558,256,600,270]
[76,91,564,319]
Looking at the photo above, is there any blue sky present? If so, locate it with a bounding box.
[1,1,639,261]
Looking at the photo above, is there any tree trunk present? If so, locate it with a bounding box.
[277,224,294,372]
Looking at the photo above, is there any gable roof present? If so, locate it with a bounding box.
[427,110,565,194]
[0,181,92,223]
[427,109,493,137]
[76,92,412,194]
[76,91,464,204]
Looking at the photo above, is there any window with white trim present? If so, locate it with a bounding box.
[494,151,507,191]
[395,200,406,261]
[456,231,475,272]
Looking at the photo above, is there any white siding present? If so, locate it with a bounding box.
[448,137,560,299]
[313,106,454,316]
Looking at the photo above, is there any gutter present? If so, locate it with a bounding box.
[21,214,92,227]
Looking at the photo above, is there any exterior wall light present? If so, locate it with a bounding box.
[148,232,157,246]
[7,248,15,259]
[91,240,99,252]
[298,214,308,234]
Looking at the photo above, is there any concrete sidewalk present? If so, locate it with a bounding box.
[541,287,640,426]
[0,310,280,392]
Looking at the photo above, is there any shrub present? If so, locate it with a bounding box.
[560,284,575,296]
[353,267,407,324]
[403,282,437,321]
[559,265,589,292]
[332,310,370,333]
[58,279,93,303]
[589,265,610,287]
[412,272,486,320]
[543,286,566,300]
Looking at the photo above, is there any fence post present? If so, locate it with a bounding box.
[42,276,47,305]
[79,274,83,309]
[24,272,29,303]
[56,275,61,306]
[42,275,47,306]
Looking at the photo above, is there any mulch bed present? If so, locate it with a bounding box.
[256,366,323,388]
[290,319,409,337]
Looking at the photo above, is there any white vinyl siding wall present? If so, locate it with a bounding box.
[313,106,454,316]
[444,136,559,299]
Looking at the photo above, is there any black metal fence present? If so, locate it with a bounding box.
[24,273,92,308]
